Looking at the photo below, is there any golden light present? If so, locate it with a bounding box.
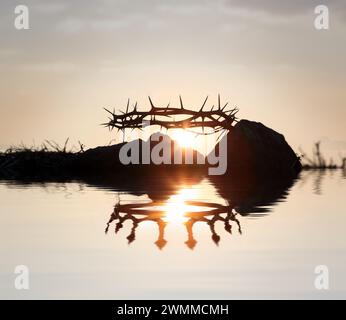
[171,130,196,148]
[163,188,199,224]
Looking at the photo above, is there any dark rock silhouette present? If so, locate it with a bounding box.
[76,133,205,172]
[103,172,298,249]
[0,133,206,180]
[210,119,301,176]
[0,120,301,179]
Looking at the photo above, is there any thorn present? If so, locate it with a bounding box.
[148,96,155,109]
[104,108,113,115]
[126,98,130,113]
[218,94,221,109]
[179,95,184,109]
[200,96,208,111]
[232,109,239,116]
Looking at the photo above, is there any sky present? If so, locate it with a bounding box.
[0,0,345,159]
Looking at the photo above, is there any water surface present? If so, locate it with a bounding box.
[0,170,345,299]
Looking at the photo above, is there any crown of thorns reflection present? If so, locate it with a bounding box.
[105,200,242,250]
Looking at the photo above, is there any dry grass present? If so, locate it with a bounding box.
[299,141,345,169]
[0,139,85,173]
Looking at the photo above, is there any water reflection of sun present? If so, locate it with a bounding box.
[163,188,199,223]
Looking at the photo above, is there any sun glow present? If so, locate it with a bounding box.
[163,188,199,223]
[171,130,196,148]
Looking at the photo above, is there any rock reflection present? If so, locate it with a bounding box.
[105,172,297,249]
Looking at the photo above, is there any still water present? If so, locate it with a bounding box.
[0,170,345,299]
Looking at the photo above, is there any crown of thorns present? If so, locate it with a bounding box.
[103,95,238,136]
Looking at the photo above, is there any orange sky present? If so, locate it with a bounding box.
[0,0,345,159]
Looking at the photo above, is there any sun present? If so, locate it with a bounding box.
[163,188,199,224]
[171,130,196,148]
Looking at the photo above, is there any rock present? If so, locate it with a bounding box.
[0,122,301,180]
[75,133,206,173]
[75,142,128,172]
[212,119,301,176]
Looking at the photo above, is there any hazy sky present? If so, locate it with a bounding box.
[0,0,345,158]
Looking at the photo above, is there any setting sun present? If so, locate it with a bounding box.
[171,130,196,148]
